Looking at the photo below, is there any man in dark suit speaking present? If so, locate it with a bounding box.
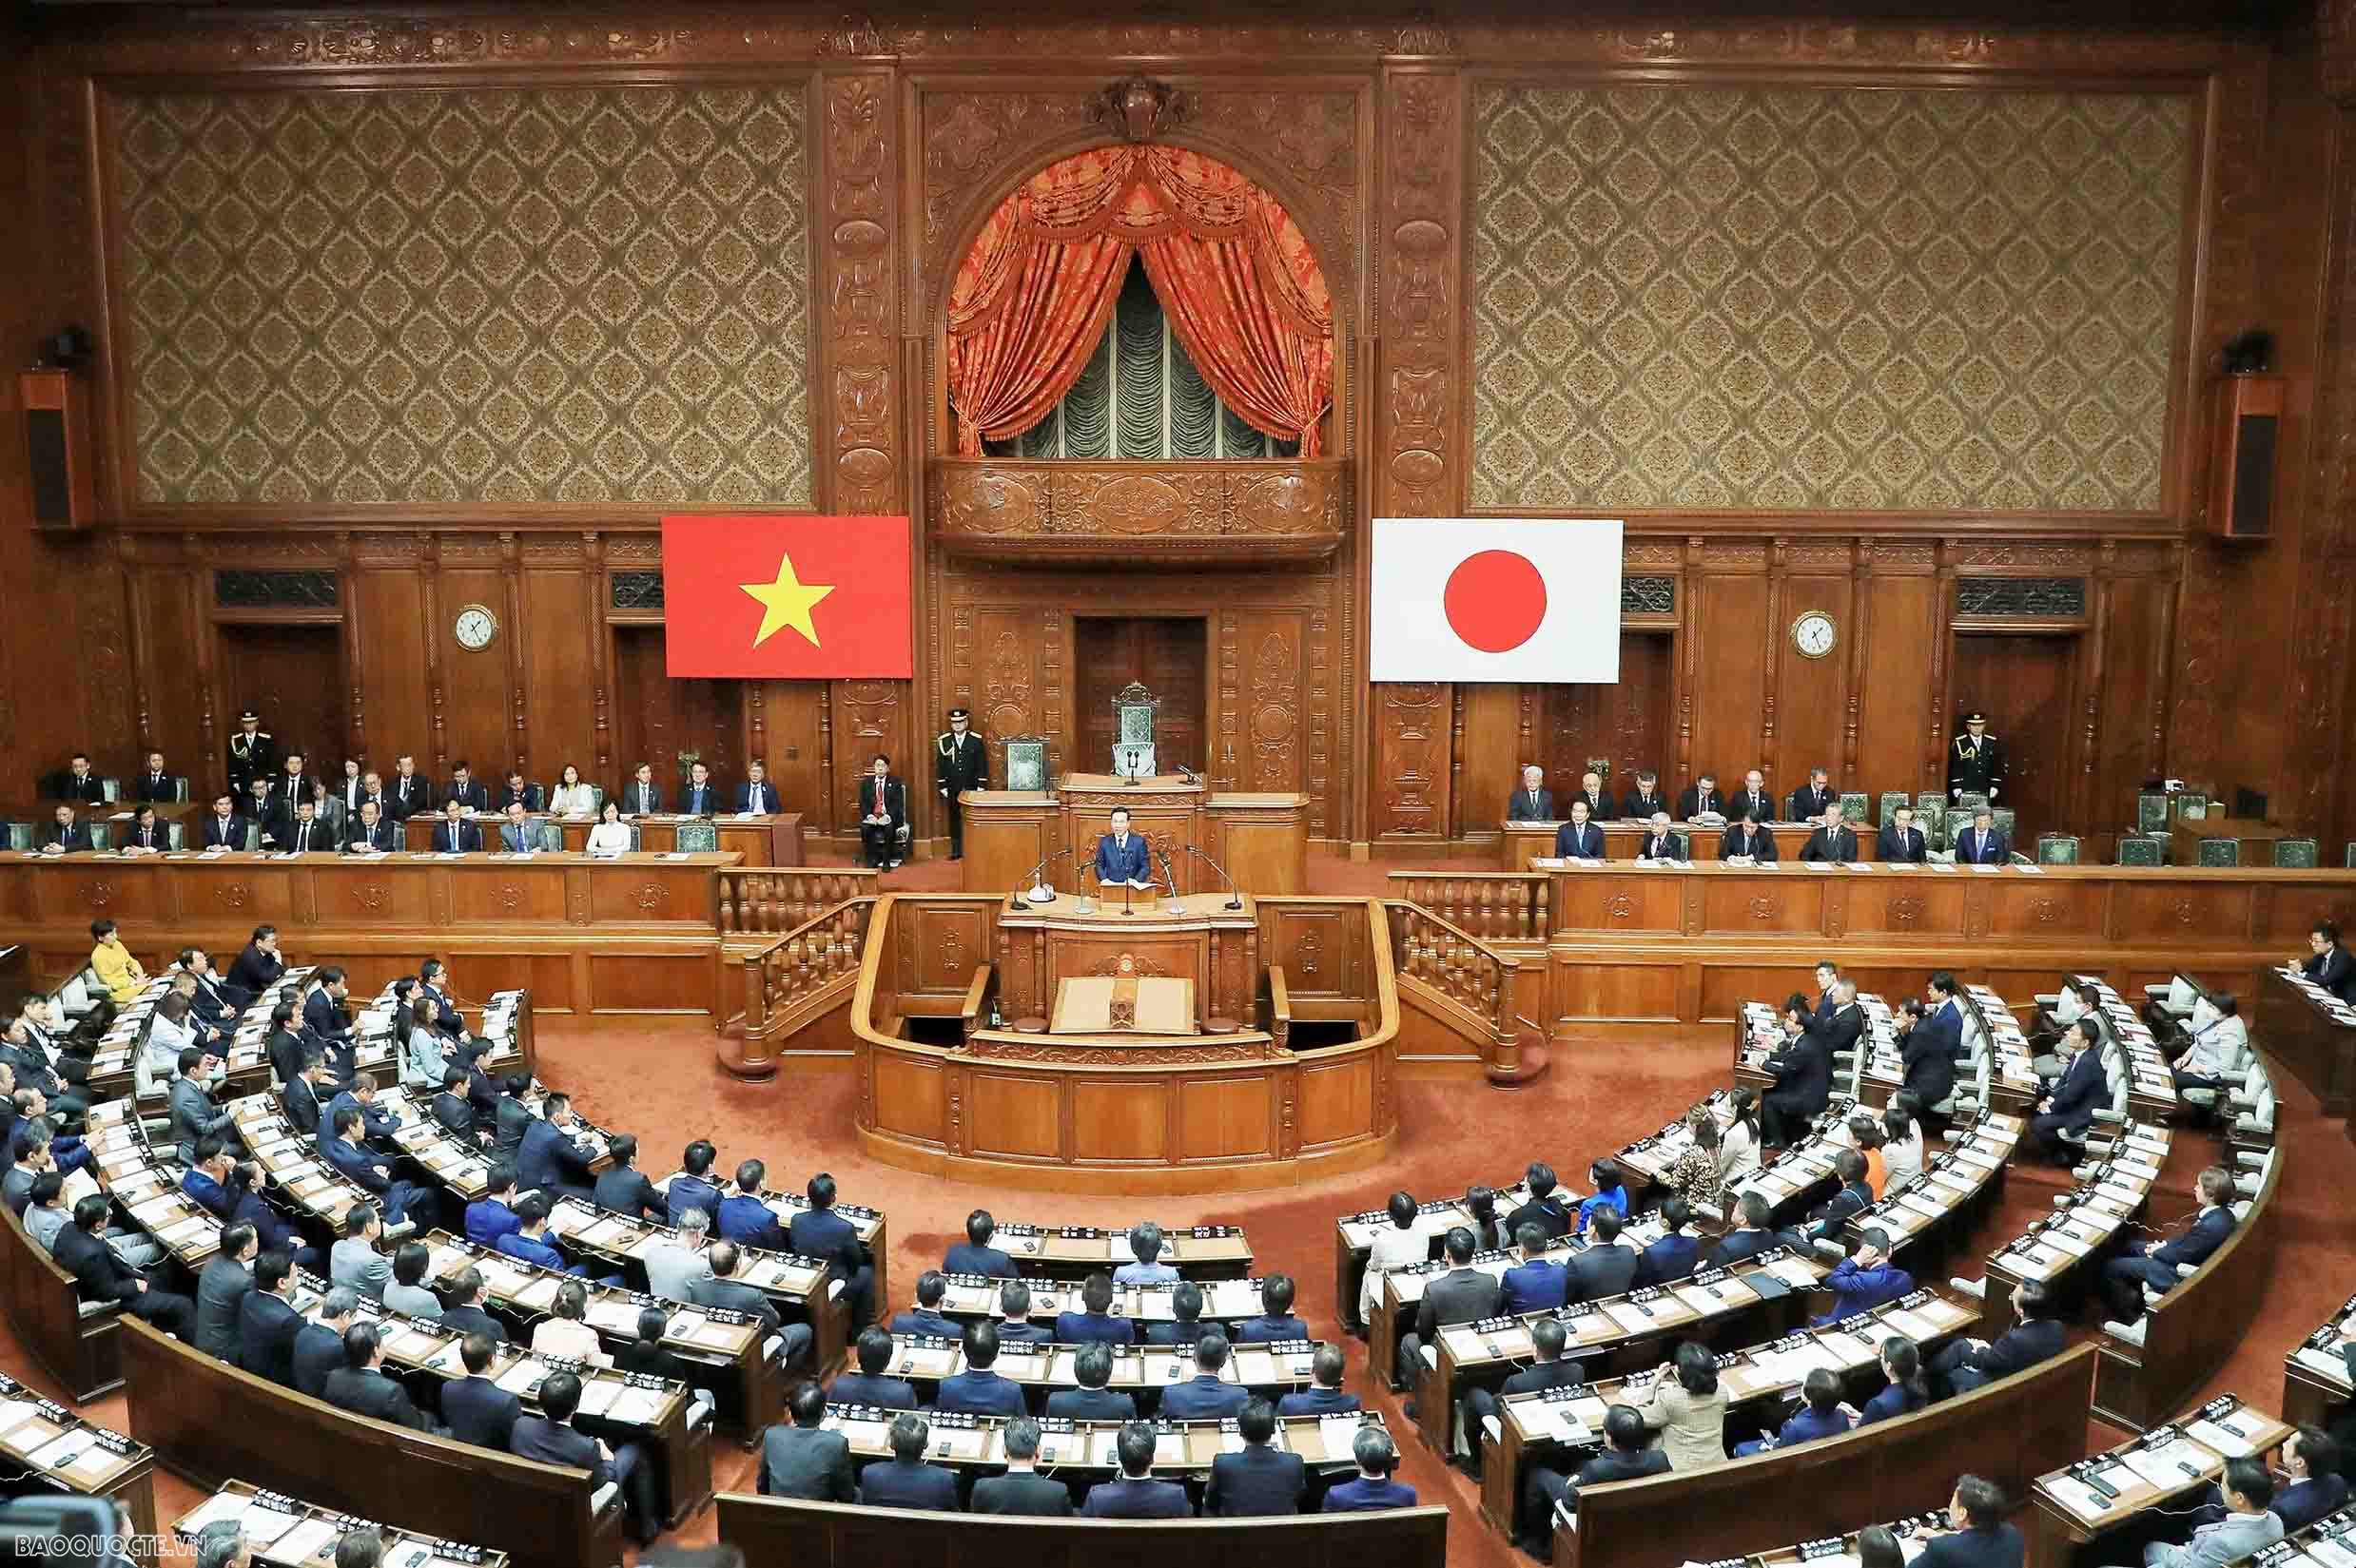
[1094,806,1154,888]
[1553,800,1604,859]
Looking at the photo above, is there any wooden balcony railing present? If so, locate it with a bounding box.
[719,868,881,936]
[1383,900,1522,1077]
[721,899,875,1079]
[930,457,1347,565]
[1384,871,1551,942]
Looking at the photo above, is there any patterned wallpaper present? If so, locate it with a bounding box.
[1470,85,2190,512]
[116,87,811,506]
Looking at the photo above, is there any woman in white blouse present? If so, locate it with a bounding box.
[1716,1087,1762,1182]
[546,764,597,816]
[2172,992,2248,1091]
[585,800,635,857]
[1879,1099,1925,1188]
[404,994,453,1091]
[530,1280,612,1365]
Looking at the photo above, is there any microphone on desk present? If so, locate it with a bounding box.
[1072,861,1097,915]
[1156,847,1184,915]
[1010,847,1071,911]
[1185,844,1245,912]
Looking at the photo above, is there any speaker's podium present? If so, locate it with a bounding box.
[960,773,1308,897]
[997,890,1261,1038]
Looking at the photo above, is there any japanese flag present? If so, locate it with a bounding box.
[1371,517,1624,683]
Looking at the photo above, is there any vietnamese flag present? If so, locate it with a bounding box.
[660,514,913,678]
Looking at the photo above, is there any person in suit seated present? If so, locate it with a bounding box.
[382,1242,444,1322]
[1776,1149,1875,1252]
[1554,800,1606,859]
[487,769,529,813]
[223,923,286,1005]
[1730,769,1776,825]
[430,1067,481,1145]
[439,761,487,812]
[1720,809,1778,862]
[666,1140,724,1229]
[1115,1220,1178,1285]
[736,760,783,816]
[464,1165,524,1249]
[1045,1341,1137,1422]
[1931,1279,2067,1398]
[1736,1366,1852,1456]
[238,777,278,839]
[1957,806,2009,864]
[1464,1314,1583,1468]
[1570,770,1616,820]
[759,1381,856,1500]
[695,1242,811,1364]
[1759,994,1834,1148]
[184,1141,317,1270]
[236,1250,305,1385]
[1278,1345,1361,1417]
[1814,1228,1912,1324]
[1504,1160,1572,1241]
[438,1269,506,1345]
[1396,1227,1502,1390]
[1569,1205,1640,1303]
[619,763,664,818]
[859,1412,961,1511]
[323,1106,428,1229]
[1145,1280,1206,1348]
[52,753,107,803]
[117,804,167,855]
[1636,812,1684,862]
[1574,1159,1629,1237]
[1879,804,1931,863]
[194,1223,258,1362]
[329,1202,394,1300]
[1093,805,1153,888]
[2248,1429,2346,1532]
[2023,1018,2107,1166]
[1523,1403,1667,1549]
[491,802,535,852]
[1053,1272,1137,1345]
[276,800,333,855]
[1913,1478,2026,1563]
[1788,767,1840,823]
[2301,921,2356,1000]
[1801,805,1861,862]
[1161,1334,1251,1421]
[37,804,91,855]
[677,761,721,817]
[2101,1166,2237,1322]
[1636,1197,1704,1287]
[1677,773,1725,822]
[495,1194,589,1278]
[590,1134,662,1221]
[514,1371,662,1545]
[1324,1425,1418,1512]
[1620,771,1668,821]
[789,1171,874,1329]
[994,1280,1052,1345]
[1508,765,1555,823]
[889,1271,958,1339]
[714,1158,788,1250]
[2145,1461,2283,1568]
[945,1209,1014,1277]
[1081,1422,1194,1519]
[857,754,909,870]
[1205,1397,1305,1517]
[516,1094,597,1206]
[322,1322,437,1431]
[431,798,483,853]
[935,1321,1028,1417]
[830,1326,920,1411]
[200,795,246,849]
[971,1416,1075,1515]
[1234,1273,1311,1343]
[291,1289,358,1397]
[52,1194,196,1334]
[439,1332,523,1449]
[1856,1337,1930,1426]
[1702,1191,1779,1269]
[1501,1223,1570,1313]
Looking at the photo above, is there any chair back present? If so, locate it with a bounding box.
[4,822,29,851]
[2196,837,2239,867]
[2135,792,2170,833]
[2175,792,2211,822]
[1942,807,1974,848]
[2271,838,2319,868]
[1954,790,1990,812]
[244,821,262,850]
[2035,834,2079,864]
[171,775,190,803]
[165,822,184,850]
[2116,834,2164,866]
[1878,790,1911,827]
[86,822,111,850]
[1836,791,1867,824]
[525,783,547,811]
[535,821,565,851]
[99,777,120,803]
[589,783,606,809]
[674,820,719,853]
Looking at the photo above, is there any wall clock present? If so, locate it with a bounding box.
[1791,610,1837,659]
[454,603,499,651]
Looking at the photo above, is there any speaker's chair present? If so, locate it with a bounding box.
[2116,835,2166,866]
[2272,838,2319,868]
[2197,837,2239,867]
[1878,791,1911,827]
[2035,835,2080,864]
[673,820,720,853]
[2134,792,2170,834]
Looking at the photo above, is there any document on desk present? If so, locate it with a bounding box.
[1602,1300,1664,1336]
[2294,1345,2353,1384]
[2123,1439,2210,1489]
[2184,1417,2262,1459]
[574,1379,623,1418]
[2044,1475,2115,1520]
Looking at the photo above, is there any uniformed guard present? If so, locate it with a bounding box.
[225,709,278,797]
[934,707,988,861]
[1947,709,2007,803]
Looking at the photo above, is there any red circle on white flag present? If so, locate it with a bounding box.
[1444,550,1548,653]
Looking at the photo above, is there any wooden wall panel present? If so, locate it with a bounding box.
[1371,682,1451,839]
[1687,567,1771,791]
[1227,610,1310,798]
[127,561,206,789]
[2090,572,2170,829]
[1854,564,1939,802]
[744,680,829,829]
[1772,568,1854,789]
[1453,683,1521,837]
[1949,634,2080,842]
[434,565,514,775]
[353,569,431,775]
[520,562,596,791]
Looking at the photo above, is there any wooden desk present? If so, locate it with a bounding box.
[1978,1125,2171,1341]
[2282,1299,2355,1431]
[403,812,803,866]
[174,1480,508,1568]
[2169,815,2288,866]
[818,1404,1386,1483]
[877,1332,1324,1399]
[962,775,1307,897]
[2026,1394,2290,1568]
[934,1273,1270,1326]
[0,1185,121,1401]
[934,1221,1254,1283]
[2258,966,2356,1117]
[1555,1345,2095,1568]
[1502,818,1825,868]
[996,892,1260,1034]
[717,1491,1450,1568]
[0,849,734,1017]
[0,1368,156,1559]
[118,1315,628,1568]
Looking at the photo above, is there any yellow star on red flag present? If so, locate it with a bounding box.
[740,552,835,648]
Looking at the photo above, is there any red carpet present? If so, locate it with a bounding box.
[8,929,2349,1565]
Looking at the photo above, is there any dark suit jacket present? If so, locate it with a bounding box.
[438,1304,507,1345]
[1957,826,2010,864]
[944,1241,1014,1277]
[1901,1029,1957,1108]
[1800,826,1859,862]
[1044,1386,1137,1421]
[2152,1206,2236,1269]
[303,989,352,1043]
[1878,823,1929,862]
[759,1424,856,1500]
[1053,1308,1137,1345]
[1637,831,1683,861]
[665,1173,722,1229]
[934,1368,1027,1417]
[678,782,722,816]
[386,774,432,819]
[1675,784,1724,819]
[1413,1267,1503,1344]
[1508,788,1556,822]
[737,781,783,813]
[431,1091,477,1140]
[689,1276,782,1337]
[1502,1359,1587,1398]
[1093,831,1153,884]
[1719,824,1778,861]
[621,780,665,815]
[442,780,489,811]
[442,1373,523,1450]
[516,1118,594,1193]
[53,772,106,803]
[858,778,907,832]
[432,820,484,853]
[275,816,332,854]
[789,1208,866,1278]
[859,1458,960,1510]
[1915,1524,2024,1568]
[970,1472,1075,1516]
[1788,784,1840,821]
[2043,1045,2108,1132]
[1160,1373,1250,1421]
[1568,1242,1639,1303]
[1562,1447,1671,1512]
[717,1191,789,1251]
[1957,1317,2066,1379]
[510,1416,610,1485]
[202,813,247,848]
[594,1167,664,1221]
[281,1076,322,1138]
[195,1255,253,1361]
[1206,1443,1306,1517]
[1080,1477,1192,1519]
[322,1365,434,1430]
[828,1370,918,1410]
[1554,822,1606,858]
[1621,790,1668,820]
[1635,1233,1700,1287]
[1503,1195,1572,1242]
[1732,789,1777,823]
[38,822,91,851]
[292,1323,343,1397]
[2304,947,2355,1000]
[1762,1028,1834,1113]
[52,1224,145,1305]
[492,1097,535,1163]
[237,1288,304,1385]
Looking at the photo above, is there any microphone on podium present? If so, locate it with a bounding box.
[1185,844,1245,911]
[1010,846,1071,911]
[1156,846,1184,915]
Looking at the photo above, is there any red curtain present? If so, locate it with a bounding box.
[945,145,1334,456]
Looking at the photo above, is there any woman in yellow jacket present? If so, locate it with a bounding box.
[89,919,148,1003]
